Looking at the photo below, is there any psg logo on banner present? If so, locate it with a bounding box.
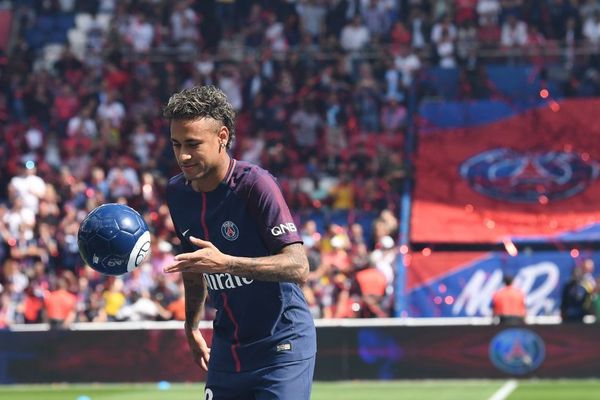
[489,328,545,375]
[459,148,599,203]
[221,221,239,241]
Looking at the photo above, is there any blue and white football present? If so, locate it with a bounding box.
[78,203,151,275]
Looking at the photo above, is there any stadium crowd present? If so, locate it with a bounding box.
[2,0,600,328]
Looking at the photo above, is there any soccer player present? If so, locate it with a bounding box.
[163,86,317,400]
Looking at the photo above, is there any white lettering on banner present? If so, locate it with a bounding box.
[203,272,254,291]
[453,269,503,316]
[270,222,297,236]
[512,262,559,315]
[452,262,560,316]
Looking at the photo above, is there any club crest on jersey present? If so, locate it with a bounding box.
[221,220,239,241]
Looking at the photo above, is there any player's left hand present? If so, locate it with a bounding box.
[164,237,230,274]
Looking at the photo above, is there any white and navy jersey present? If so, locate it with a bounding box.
[167,159,317,373]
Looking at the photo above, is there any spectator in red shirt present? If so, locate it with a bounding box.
[491,274,527,325]
[355,262,389,318]
[22,284,44,323]
[43,276,77,329]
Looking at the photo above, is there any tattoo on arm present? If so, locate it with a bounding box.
[183,272,207,329]
[227,243,309,284]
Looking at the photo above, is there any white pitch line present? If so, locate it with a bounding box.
[488,380,518,400]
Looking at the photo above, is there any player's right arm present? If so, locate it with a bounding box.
[183,271,211,371]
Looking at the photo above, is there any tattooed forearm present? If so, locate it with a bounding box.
[227,243,309,284]
[183,271,207,329]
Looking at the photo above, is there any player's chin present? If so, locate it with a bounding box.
[181,165,203,179]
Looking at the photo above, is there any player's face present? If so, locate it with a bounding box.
[170,118,227,182]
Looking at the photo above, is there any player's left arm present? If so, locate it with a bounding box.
[227,242,309,284]
[164,238,309,284]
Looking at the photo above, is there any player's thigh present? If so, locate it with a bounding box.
[254,356,315,400]
[205,369,254,400]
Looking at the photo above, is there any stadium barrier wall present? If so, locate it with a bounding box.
[1,318,599,383]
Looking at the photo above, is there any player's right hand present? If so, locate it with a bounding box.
[184,323,211,371]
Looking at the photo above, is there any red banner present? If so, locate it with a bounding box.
[412,99,600,243]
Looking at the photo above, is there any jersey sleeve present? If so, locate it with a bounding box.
[246,170,302,254]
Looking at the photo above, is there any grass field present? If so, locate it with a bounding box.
[1,380,599,400]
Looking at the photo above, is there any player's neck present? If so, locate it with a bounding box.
[190,154,231,193]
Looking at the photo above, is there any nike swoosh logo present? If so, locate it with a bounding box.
[182,229,190,237]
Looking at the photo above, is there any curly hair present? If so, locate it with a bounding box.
[163,85,236,149]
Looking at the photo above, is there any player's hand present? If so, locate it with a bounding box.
[164,237,230,274]
[184,323,211,371]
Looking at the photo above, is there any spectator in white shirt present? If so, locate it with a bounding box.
[340,15,371,52]
[477,0,501,26]
[130,121,156,168]
[296,0,327,40]
[584,11,600,45]
[97,90,126,129]
[8,162,46,214]
[126,12,154,53]
[394,46,422,87]
[501,15,528,48]
[431,14,457,45]
[170,0,199,50]
[265,12,288,52]
[67,105,97,139]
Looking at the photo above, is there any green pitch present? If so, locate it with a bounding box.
[0,380,599,400]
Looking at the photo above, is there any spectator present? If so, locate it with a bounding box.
[21,284,44,324]
[436,27,458,68]
[354,257,390,317]
[369,235,396,287]
[125,12,155,54]
[170,0,200,52]
[290,100,324,157]
[66,104,97,140]
[477,0,501,26]
[96,89,126,129]
[0,288,14,328]
[380,94,407,136]
[329,175,356,210]
[52,84,80,135]
[431,14,457,46]
[296,0,327,40]
[100,277,126,322]
[393,45,422,87]
[501,14,529,49]
[408,7,429,49]
[9,160,46,214]
[265,11,288,52]
[491,274,527,325]
[340,15,370,52]
[166,282,186,321]
[561,265,595,322]
[361,0,392,40]
[106,155,141,200]
[129,121,156,168]
[117,289,170,321]
[581,258,597,291]
[43,276,77,329]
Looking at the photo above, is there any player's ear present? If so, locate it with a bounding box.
[218,125,229,149]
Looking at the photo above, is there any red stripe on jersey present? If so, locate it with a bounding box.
[201,192,210,240]
[221,293,242,372]
[224,158,237,184]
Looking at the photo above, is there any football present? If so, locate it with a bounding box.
[77,203,151,275]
